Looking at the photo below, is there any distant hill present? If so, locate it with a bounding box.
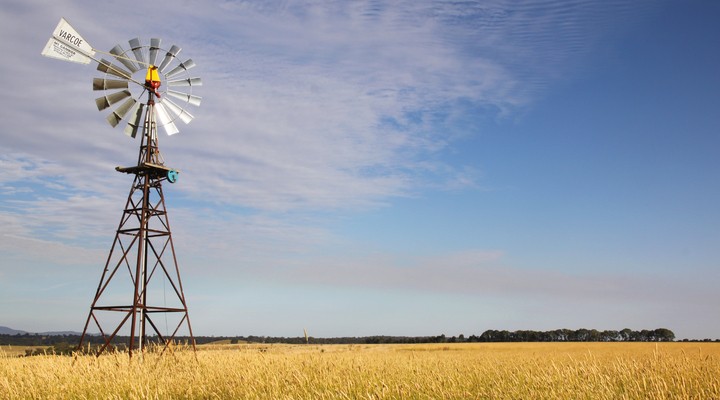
[0,326,82,336]
[39,331,84,336]
[0,326,27,335]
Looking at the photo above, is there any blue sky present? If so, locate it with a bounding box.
[1,0,718,340]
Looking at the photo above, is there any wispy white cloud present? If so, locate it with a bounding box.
[3,0,655,215]
[0,150,125,246]
[0,233,104,267]
[161,0,655,211]
[147,1,529,210]
[0,0,660,254]
[225,247,718,308]
[0,0,663,251]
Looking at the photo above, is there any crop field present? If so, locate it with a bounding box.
[1,342,719,399]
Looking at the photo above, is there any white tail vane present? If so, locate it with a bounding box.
[41,18,96,64]
[41,18,202,137]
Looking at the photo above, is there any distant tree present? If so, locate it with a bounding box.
[601,330,620,342]
[638,330,651,341]
[574,329,590,341]
[620,328,633,341]
[479,330,497,342]
[651,328,675,342]
[587,329,600,341]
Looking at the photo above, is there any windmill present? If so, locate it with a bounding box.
[41,18,201,357]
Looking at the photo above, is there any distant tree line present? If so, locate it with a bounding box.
[230,328,677,344]
[0,333,125,347]
[0,328,699,351]
[469,328,676,342]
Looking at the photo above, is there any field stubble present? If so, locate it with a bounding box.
[1,342,719,399]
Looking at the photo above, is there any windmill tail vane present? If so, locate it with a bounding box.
[41,17,203,358]
[41,17,96,64]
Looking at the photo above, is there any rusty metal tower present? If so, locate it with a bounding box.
[76,97,196,357]
[42,19,202,357]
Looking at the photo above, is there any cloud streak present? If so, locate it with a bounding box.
[4,0,656,215]
[230,248,718,308]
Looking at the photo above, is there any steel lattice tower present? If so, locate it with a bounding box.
[78,96,196,357]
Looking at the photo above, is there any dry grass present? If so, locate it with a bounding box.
[0,345,49,358]
[1,342,719,399]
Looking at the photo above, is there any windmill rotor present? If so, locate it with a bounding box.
[93,38,202,137]
[42,17,202,138]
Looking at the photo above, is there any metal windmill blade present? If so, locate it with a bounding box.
[97,59,132,79]
[128,38,147,68]
[123,102,144,138]
[161,98,194,124]
[95,90,131,111]
[168,77,202,87]
[106,97,138,127]
[154,101,179,135]
[167,90,202,107]
[165,59,196,79]
[109,44,140,73]
[93,78,128,91]
[157,45,181,73]
[149,38,162,66]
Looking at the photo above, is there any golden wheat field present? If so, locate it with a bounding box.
[1,342,719,399]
